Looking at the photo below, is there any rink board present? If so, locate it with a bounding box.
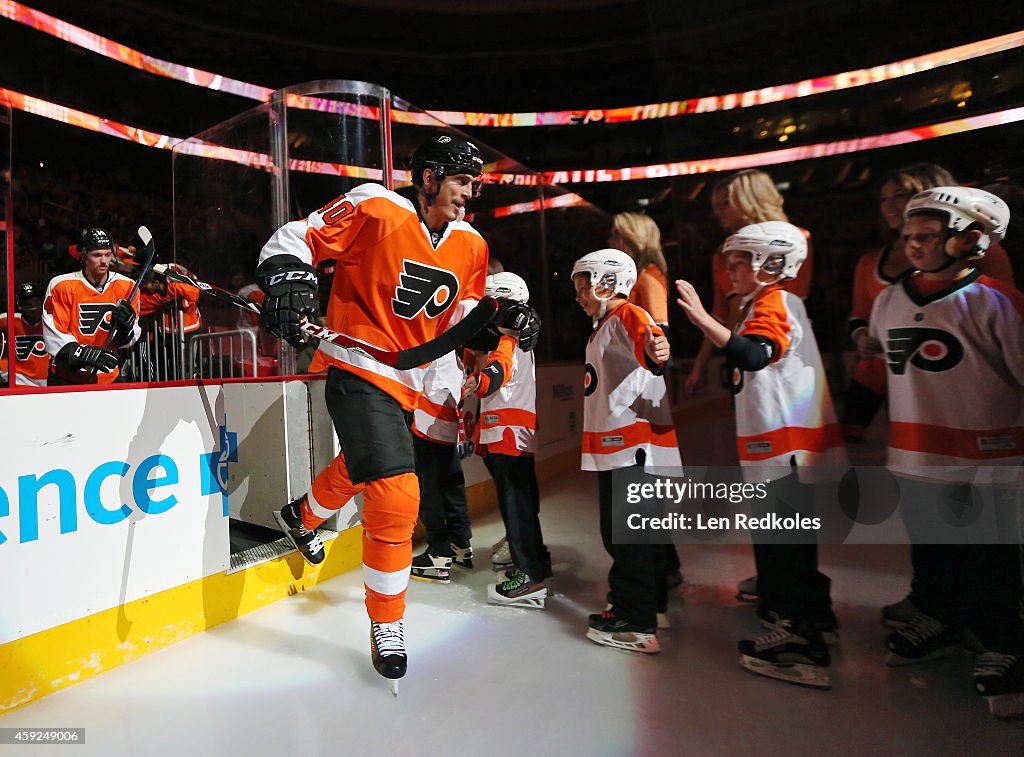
[0,365,589,713]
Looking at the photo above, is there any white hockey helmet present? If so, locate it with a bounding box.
[903,186,1009,256]
[571,249,637,297]
[485,271,530,303]
[722,221,807,280]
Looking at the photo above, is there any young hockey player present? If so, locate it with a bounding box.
[257,135,536,691]
[572,249,677,654]
[676,221,847,688]
[867,187,1024,719]
[462,272,550,608]
[1,282,49,387]
[409,352,474,584]
[43,228,140,386]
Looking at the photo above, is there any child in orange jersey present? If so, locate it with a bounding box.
[572,249,677,654]
[677,221,846,689]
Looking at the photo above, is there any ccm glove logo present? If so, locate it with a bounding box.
[886,327,964,375]
[266,270,317,288]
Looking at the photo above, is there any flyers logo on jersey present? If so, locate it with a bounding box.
[393,260,460,319]
[78,303,115,336]
[886,327,964,375]
[583,363,598,396]
[14,335,47,361]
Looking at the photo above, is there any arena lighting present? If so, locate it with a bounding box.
[2,85,1023,205]
[3,1,1023,125]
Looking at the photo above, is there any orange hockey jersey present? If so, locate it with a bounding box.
[140,281,202,334]
[0,312,49,386]
[260,183,488,410]
[42,271,141,384]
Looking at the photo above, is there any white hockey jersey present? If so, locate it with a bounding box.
[581,301,681,471]
[478,341,537,456]
[412,352,463,445]
[870,271,1024,478]
[732,287,846,482]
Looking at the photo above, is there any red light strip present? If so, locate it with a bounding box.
[3,2,1022,126]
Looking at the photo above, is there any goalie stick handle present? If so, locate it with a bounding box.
[153,264,499,370]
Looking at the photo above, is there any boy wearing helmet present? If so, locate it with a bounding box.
[43,228,140,385]
[676,221,846,688]
[867,187,1024,718]
[459,271,550,608]
[572,249,677,653]
[256,134,503,689]
[1,282,48,386]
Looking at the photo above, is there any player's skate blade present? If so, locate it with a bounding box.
[586,627,660,654]
[739,654,832,688]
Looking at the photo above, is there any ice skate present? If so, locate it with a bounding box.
[371,619,407,697]
[491,537,513,571]
[758,605,839,646]
[885,612,961,666]
[739,620,831,689]
[410,549,452,584]
[273,498,325,566]
[974,651,1024,720]
[586,610,660,654]
[451,539,474,569]
[487,568,546,609]
[736,574,759,602]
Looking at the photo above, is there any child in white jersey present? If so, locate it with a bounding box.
[464,272,551,608]
[572,249,678,654]
[676,221,847,688]
[867,187,1024,719]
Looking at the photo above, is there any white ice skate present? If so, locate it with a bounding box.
[487,569,546,609]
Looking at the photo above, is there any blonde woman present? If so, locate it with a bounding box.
[685,170,813,394]
[609,212,670,327]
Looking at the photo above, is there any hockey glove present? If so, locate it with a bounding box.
[518,306,541,352]
[108,298,137,346]
[493,299,532,333]
[55,342,120,373]
[256,255,319,347]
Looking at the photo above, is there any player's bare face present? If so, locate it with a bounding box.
[574,275,609,318]
[427,173,476,227]
[879,180,911,231]
[903,216,946,271]
[725,251,757,295]
[83,248,113,286]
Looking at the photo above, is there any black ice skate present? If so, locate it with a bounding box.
[758,605,840,646]
[884,612,961,667]
[586,610,660,654]
[738,620,832,688]
[974,651,1024,720]
[371,619,407,697]
[410,550,452,584]
[450,539,474,569]
[273,498,325,566]
[487,568,546,609]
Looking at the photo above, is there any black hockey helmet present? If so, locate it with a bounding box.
[15,281,43,306]
[69,227,115,260]
[412,135,484,189]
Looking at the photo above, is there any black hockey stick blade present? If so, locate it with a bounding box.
[153,264,260,313]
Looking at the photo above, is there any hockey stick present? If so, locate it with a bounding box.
[152,264,499,370]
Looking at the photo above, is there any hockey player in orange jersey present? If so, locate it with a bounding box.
[257,136,534,689]
[43,228,141,386]
[1,282,49,387]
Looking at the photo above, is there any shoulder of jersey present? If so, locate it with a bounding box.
[346,182,416,217]
[976,274,1024,316]
[47,271,85,292]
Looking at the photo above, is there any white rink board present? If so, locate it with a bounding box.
[0,384,234,646]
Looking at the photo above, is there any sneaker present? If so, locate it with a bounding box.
[273,498,325,566]
[370,619,407,680]
[885,612,961,666]
[487,568,547,609]
[974,651,1024,719]
[451,539,474,569]
[758,605,840,646]
[736,575,758,602]
[586,610,660,654]
[410,550,452,584]
[491,537,513,571]
[881,596,918,628]
[739,620,832,688]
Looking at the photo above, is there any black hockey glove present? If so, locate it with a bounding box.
[517,306,541,352]
[493,299,532,333]
[55,342,120,373]
[108,298,137,346]
[255,255,319,348]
